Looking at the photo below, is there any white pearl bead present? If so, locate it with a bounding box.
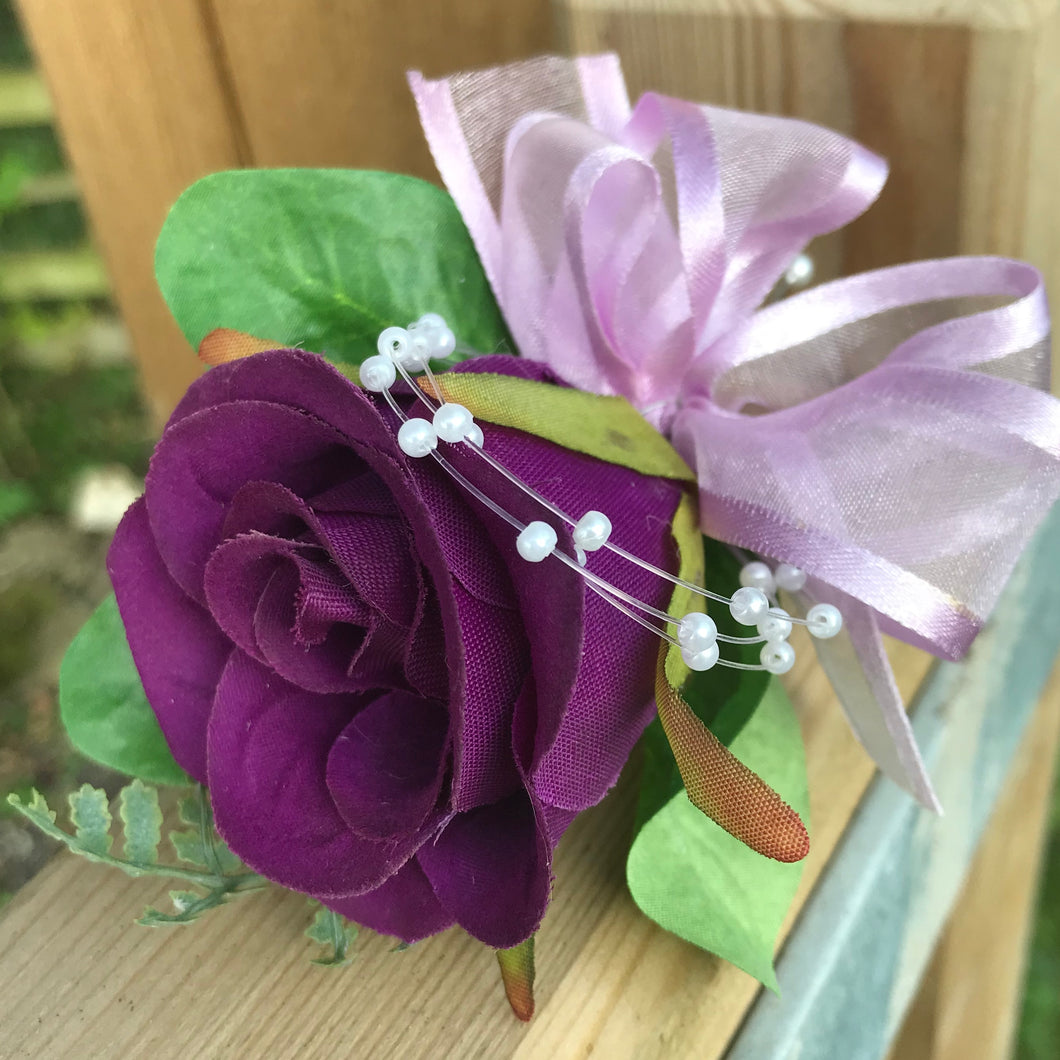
[739,560,776,595]
[682,642,720,672]
[729,586,769,625]
[807,603,843,639]
[516,521,557,562]
[416,312,448,331]
[358,354,396,393]
[760,641,796,674]
[433,402,475,443]
[429,326,457,360]
[572,510,612,552]
[677,612,718,653]
[575,547,588,568]
[402,331,431,370]
[397,418,437,458]
[774,563,807,593]
[784,253,814,288]
[377,326,409,361]
[411,314,457,360]
[464,423,484,447]
[757,607,793,643]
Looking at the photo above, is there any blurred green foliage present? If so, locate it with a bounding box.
[0,0,31,66]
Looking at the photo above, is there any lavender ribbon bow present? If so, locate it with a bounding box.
[410,54,1060,809]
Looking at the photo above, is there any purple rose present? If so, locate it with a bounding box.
[109,350,682,947]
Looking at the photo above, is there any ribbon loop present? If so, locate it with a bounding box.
[411,54,1060,809]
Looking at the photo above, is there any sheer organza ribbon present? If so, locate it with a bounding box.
[410,54,1060,809]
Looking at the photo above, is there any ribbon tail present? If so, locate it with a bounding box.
[655,647,809,863]
[800,582,942,813]
[496,935,535,1021]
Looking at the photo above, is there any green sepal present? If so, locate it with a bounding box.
[429,371,694,482]
[155,169,510,370]
[59,595,189,786]
[635,534,771,831]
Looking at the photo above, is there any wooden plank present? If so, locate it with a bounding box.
[727,504,1060,1060]
[12,0,246,423]
[206,0,553,180]
[888,663,1060,1060]
[0,638,931,1059]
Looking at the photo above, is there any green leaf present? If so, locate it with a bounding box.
[119,780,162,865]
[306,905,357,967]
[155,169,510,368]
[59,595,189,786]
[627,679,810,991]
[429,372,694,483]
[67,784,112,857]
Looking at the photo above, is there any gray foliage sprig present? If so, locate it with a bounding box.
[8,780,359,964]
[7,781,265,925]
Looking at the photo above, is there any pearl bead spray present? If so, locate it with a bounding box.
[361,316,842,675]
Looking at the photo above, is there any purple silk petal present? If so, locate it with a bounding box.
[167,348,398,455]
[418,789,551,949]
[323,858,454,944]
[253,564,387,695]
[439,358,682,806]
[145,399,356,604]
[326,690,449,840]
[107,499,231,783]
[207,651,420,898]
[439,422,680,810]
[204,533,321,664]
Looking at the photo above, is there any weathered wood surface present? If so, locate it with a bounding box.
[729,503,1060,1060]
[3,518,1059,1060]
[0,635,930,1059]
[888,665,1060,1060]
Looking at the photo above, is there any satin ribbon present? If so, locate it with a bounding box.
[410,55,1060,809]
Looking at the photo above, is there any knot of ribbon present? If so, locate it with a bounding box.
[410,54,1060,809]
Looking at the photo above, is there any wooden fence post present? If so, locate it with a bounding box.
[14,0,553,423]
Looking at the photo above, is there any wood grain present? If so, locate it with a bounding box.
[207,0,553,180]
[888,660,1060,1060]
[0,641,931,1059]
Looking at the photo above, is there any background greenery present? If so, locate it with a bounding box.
[0,2,1057,1052]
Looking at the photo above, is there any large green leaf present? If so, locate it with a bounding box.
[627,678,809,991]
[59,595,189,786]
[154,169,510,366]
